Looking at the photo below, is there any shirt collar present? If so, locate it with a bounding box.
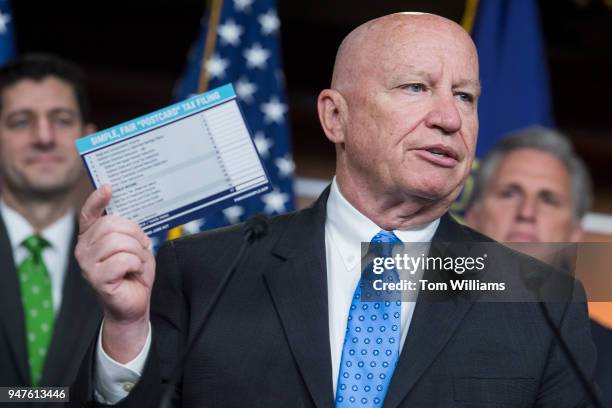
[0,199,75,253]
[326,178,440,271]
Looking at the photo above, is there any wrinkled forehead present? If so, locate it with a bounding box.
[498,149,571,180]
[374,23,477,76]
[492,149,573,195]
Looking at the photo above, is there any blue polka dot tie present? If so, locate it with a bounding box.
[335,231,402,407]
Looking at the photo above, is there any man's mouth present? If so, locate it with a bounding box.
[414,145,459,168]
[26,154,63,165]
[506,232,539,243]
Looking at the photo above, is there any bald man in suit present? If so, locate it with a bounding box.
[73,13,595,407]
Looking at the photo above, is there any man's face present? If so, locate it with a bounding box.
[340,21,480,204]
[0,77,91,199]
[467,148,582,243]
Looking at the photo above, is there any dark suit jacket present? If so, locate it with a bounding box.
[0,215,102,406]
[72,189,596,407]
[592,320,612,407]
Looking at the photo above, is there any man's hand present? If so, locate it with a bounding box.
[75,185,155,363]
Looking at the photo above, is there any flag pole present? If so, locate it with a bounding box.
[198,0,224,93]
[461,0,479,34]
[167,0,224,241]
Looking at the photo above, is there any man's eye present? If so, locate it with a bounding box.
[6,118,30,129]
[540,193,561,207]
[456,92,474,103]
[499,189,518,199]
[405,83,426,93]
[54,117,75,127]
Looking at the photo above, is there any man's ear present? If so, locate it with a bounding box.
[83,123,97,136]
[317,89,348,144]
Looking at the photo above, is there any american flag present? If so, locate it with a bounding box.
[0,0,16,64]
[158,0,294,244]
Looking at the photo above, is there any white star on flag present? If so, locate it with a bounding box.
[174,0,295,230]
[261,96,287,124]
[206,54,230,79]
[235,77,257,103]
[262,189,290,214]
[253,131,273,158]
[275,155,295,178]
[223,205,245,224]
[258,10,280,35]
[218,19,244,46]
[233,0,254,12]
[0,9,11,34]
[183,218,206,235]
[244,43,271,69]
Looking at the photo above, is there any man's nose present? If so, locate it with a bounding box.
[33,118,55,146]
[424,93,462,134]
[517,196,537,222]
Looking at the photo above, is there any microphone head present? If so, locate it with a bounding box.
[244,214,269,243]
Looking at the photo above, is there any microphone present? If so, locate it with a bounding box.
[522,269,604,408]
[159,214,269,408]
[244,214,269,244]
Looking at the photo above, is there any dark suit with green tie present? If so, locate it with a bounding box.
[0,216,101,407]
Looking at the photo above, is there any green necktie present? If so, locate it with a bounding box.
[17,235,54,386]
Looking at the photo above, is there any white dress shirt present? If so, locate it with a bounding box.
[94,178,440,403]
[0,199,74,314]
[325,179,439,393]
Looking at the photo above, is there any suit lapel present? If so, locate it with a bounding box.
[263,189,335,408]
[0,217,30,384]
[262,198,481,407]
[40,222,101,385]
[383,300,473,408]
[383,214,476,408]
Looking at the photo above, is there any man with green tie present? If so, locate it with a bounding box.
[0,54,101,393]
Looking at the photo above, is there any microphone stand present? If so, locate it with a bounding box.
[159,215,268,408]
[522,270,604,408]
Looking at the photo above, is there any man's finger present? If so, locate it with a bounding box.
[79,184,112,234]
[85,215,150,249]
[93,232,150,264]
[87,252,144,294]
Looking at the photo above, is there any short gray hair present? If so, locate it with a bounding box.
[468,126,593,219]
